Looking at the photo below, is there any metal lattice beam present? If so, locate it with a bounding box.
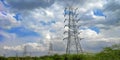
[63,7,83,54]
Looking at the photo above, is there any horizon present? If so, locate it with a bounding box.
[0,0,120,57]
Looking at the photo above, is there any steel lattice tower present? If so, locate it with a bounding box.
[63,7,83,54]
[47,35,53,55]
[48,41,53,55]
[23,45,27,57]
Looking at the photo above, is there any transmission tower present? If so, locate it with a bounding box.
[15,52,19,57]
[23,45,27,57]
[48,41,53,55]
[63,7,83,54]
[3,54,6,57]
[15,52,18,60]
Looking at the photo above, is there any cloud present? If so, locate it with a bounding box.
[7,0,55,10]
[89,26,100,34]
[13,13,22,21]
[101,0,120,27]
[0,0,120,56]
[2,42,47,56]
[56,0,96,7]
[0,0,10,7]
[104,0,120,12]
[0,2,21,29]
[5,27,40,37]
[0,12,21,29]
[93,9,105,17]
[101,26,120,38]
[3,42,46,52]
[80,29,102,40]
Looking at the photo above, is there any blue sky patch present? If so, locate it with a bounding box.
[93,9,106,17]
[89,26,100,34]
[64,9,74,16]
[79,27,87,30]
[5,27,40,37]
[13,13,22,21]
[0,0,10,7]
[80,26,100,34]
[50,29,56,33]
[0,35,4,42]
[0,11,7,16]
[40,20,56,26]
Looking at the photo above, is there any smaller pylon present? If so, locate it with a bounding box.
[29,52,32,57]
[3,54,6,57]
[23,45,27,57]
[15,52,18,57]
[15,52,18,60]
[48,41,53,55]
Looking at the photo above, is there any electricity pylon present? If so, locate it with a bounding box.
[63,7,83,54]
[23,45,27,57]
[48,41,53,55]
[3,54,6,57]
[48,36,53,55]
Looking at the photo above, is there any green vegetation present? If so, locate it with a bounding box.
[0,44,120,60]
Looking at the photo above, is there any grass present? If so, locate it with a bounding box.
[0,44,120,60]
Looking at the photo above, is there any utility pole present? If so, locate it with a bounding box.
[63,7,83,54]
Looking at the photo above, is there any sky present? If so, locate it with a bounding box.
[0,0,120,56]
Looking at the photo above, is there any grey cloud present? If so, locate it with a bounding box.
[0,19,11,28]
[53,42,65,52]
[102,0,120,27]
[76,0,120,30]
[104,0,120,12]
[80,15,94,21]
[7,0,55,10]
[1,0,120,56]
[55,0,99,8]
[56,0,101,7]
[56,0,86,6]
[82,40,112,52]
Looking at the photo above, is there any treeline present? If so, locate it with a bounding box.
[0,44,120,60]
